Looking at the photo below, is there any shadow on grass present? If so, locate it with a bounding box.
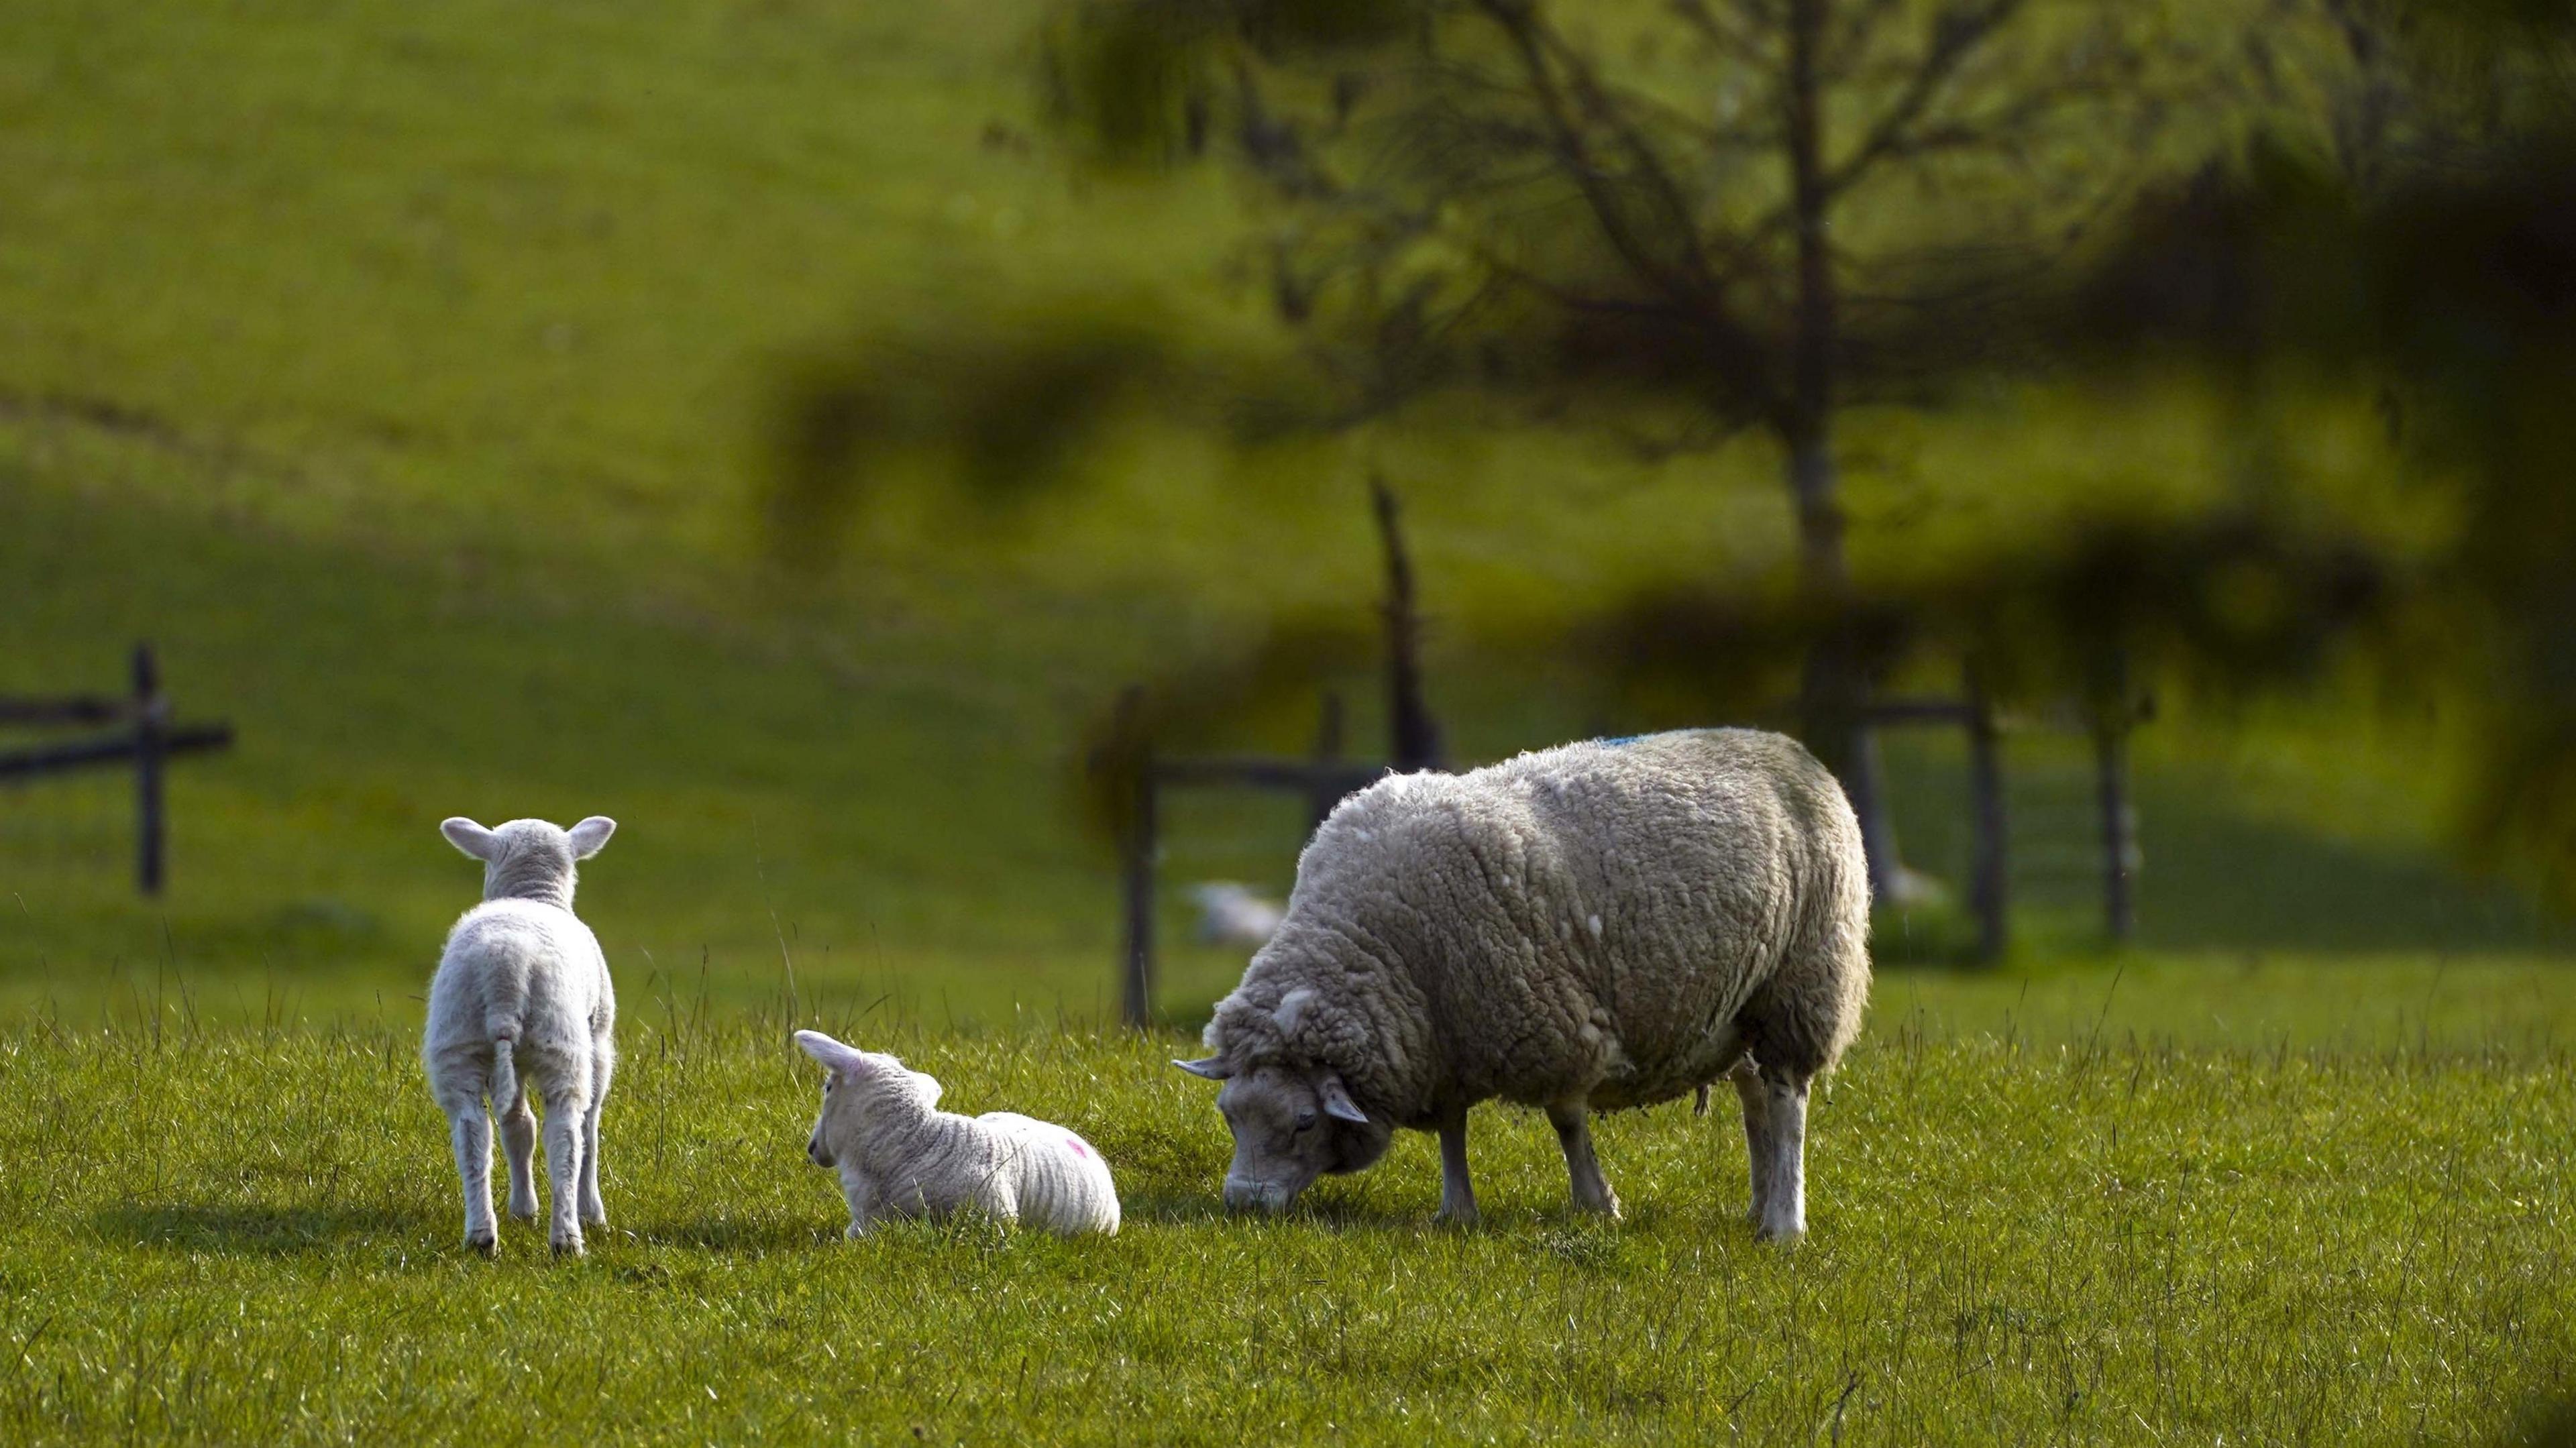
[99,1202,423,1254]
[618,1214,841,1254]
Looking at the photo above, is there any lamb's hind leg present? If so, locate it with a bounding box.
[440,1094,498,1256]
[1731,1057,1772,1229]
[541,1070,594,1257]
[498,1091,538,1223]
[580,1045,611,1227]
[1546,1099,1621,1219]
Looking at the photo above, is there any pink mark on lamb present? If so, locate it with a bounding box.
[1067,1137,1090,1158]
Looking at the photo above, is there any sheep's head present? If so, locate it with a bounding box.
[1175,988,1389,1213]
[793,1030,944,1170]
[440,815,616,907]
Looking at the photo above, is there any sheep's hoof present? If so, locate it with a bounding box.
[581,1207,608,1228]
[1751,1222,1804,1246]
[551,1236,586,1259]
[1434,1207,1480,1229]
[508,1203,538,1223]
[464,1231,497,1258]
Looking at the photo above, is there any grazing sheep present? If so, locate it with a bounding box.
[794,1031,1120,1237]
[1175,728,1870,1240]
[421,815,619,1257]
[1190,881,1285,948]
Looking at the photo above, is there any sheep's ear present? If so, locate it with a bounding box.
[440,818,499,862]
[910,1070,943,1107]
[1173,1057,1232,1080]
[567,816,616,858]
[794,1029,868,1078]
[1317,1072,1368,1124]
[1274,987,1318,1038]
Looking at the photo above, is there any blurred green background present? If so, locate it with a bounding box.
[3,0,2570,1027]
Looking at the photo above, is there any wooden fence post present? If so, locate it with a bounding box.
[1371,477,1442,773]
[1307,691,1346,832]
[133,643,167,897]
[2094,649,2136,944]
[1964,659,2008,964]
[1114,687,1157,1028]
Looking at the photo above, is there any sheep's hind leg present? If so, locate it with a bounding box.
[1436,1107,1479,1225]
[1547,1099,1621,1219]
[443,1101,498,1256]
[1731,1058,1772,1230]
[580,1047,611,1227]
[541,1076,593,1257]
[1754,1069,1810,1243]
[498,1093,539,1223]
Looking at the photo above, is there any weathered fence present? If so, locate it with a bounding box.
[0,644,233,894]
[1094,479,2152,1020]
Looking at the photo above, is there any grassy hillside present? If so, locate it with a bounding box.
[0,0,2568,1028]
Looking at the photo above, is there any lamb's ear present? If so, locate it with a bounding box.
[794,1029,869,1078]
[1317,1072,1368,1124]
[910,1070,944,1107]
[567,816,616,859]
[1173,1057,1232,1080]
[1274,987,1318,1038]
[440,818,499,862]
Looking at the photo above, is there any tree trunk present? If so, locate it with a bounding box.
[1783,0,1903,901]
[1372,476,1443,773]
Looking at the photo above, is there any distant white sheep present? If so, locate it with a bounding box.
[421,815,619,1257]
[794,1030,1120,1237]
[1189,881,1284,948]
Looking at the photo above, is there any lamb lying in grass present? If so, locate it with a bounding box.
[422,815,619,1257]
[795,1030,1120,1237]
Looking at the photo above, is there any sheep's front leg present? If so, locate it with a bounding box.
[1436,1107,1479,1224]
[1546,1099,1621,1219]
[541,1082,592,1257]
[1754,1070,1810,1243]
[1731,1058,1772,1229]
[445,1104,498,1255]
[839,1172,877,1240]
[498,1095,539,1223]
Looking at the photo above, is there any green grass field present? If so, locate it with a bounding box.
[5,965,2573,1445]
[6,0,2576,1441]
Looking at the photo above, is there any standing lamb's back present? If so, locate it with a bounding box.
[422,814,619,1257]
[1177,728,1870,1238]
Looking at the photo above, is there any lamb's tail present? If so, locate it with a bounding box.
[488,1032,523,1113]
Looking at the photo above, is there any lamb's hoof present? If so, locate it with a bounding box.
[508,1203,538,1223]
[551,1236,586,1259]
[464,1231,497,1258]
[581,1208,608,1228]
[1434,1206,1480,1229]
[1751,1221,1805,1246]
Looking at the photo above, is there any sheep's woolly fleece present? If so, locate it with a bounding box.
[1205,728,1871,1123]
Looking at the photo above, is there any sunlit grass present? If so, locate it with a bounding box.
[2,981,2569,1445]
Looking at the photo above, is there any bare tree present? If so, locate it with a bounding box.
[1044,0,2232,892]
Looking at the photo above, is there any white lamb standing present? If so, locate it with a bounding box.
[1175,728,1871,1241]
[794,1030,1120,1237]
[421,815,619,1257]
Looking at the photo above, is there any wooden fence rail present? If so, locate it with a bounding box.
[0,644,234,895]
